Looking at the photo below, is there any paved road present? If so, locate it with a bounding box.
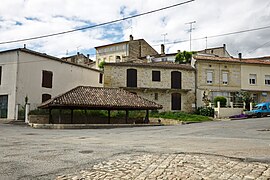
[0,117,269,179]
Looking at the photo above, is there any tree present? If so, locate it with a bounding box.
[98,61,105,70]
[237,91,253,110]
[175,51,195,63]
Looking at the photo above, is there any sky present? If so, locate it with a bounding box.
[0,0,270,59]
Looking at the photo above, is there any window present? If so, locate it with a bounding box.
[42,94,51,103]
[127,69,137,87]
[152,71,161,82]
[0,66,2,85]
[249,74,256,85]
[99,73,103,84]
[171,93,181,110]
[154,93,158,100]
[42,70,53,88]
[265,75,270,85]
[171,71,182,89]
[222,72,228,85]
[206,71,213,84]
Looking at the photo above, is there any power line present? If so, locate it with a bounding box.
[248,40,270,54]
[0,0,194,45]
[153,25,270,46]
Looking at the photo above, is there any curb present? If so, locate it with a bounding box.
[29,123,164,129]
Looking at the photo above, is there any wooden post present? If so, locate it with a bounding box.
[58,109,62,124]
[49,108,52,124]
[85,109,87,124]
[125,110,129,124]
[71,109,73,124]
[145,110,149,124]
[108,110,111,124]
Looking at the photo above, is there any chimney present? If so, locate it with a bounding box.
[23,44,26,48]
[77,52,80,56]
[177,50,181,53]
[223,44,226,50]
[87,54,89,59]
[161,44,165,55]
[129,35,134,41]
[238,53,242,59]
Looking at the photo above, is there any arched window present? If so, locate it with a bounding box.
[127,69,137,87]
[171,71,182,89]
[42,94,51,103]
[171,93,181,110]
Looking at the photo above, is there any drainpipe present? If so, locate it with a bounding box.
[194,60,198,109]
[14,51,20,120]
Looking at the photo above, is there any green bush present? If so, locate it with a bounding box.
[195,107,214,117]
[214,96,227,107]
[150,111,211,122]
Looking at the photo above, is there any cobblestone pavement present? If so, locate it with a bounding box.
[56,153,270,180]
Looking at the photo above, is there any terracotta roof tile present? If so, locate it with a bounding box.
[39,86,162,110]
[194,55,270,65]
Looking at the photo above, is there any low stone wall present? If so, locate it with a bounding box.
[214,108,243,118]
[29,115,49,124]
[28,114,145,124]
[150,118,182,125]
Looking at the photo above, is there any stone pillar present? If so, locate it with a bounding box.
[243,102,246,110]
[217,101,220,118]
[25,103,30,123]
[230,102,233,109]
[15,104,19,121]
[250,102,253,111]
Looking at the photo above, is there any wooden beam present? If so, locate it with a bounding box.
[145,110,149,124]
[125,110,129,124]
[49,108,52,124]
[71,109,73,124]
[58,109,62,124]
[108,110,111,124]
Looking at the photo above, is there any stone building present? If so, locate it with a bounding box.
[95,35,158,68]
[197,44,231,58]
[193,55,242,107]
[104,62,195,112]
[240,56,270,103]
[61,52,95,68]
[193,54,270,106]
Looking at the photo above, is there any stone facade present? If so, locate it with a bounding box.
[95,36,158,68]
[104,63,195,112]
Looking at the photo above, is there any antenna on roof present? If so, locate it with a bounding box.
[161,33,168,45]
[185,21,196,51]
[66,50,69,55]
[205,36,208,49]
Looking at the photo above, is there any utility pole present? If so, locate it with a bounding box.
[185,21,196,51]
[161,33,168,45]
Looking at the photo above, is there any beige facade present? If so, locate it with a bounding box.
[193,56,241,107]
[241,63,270,102]
[95,35,158,68]
[194,55,270,106]
[104,63,195,112]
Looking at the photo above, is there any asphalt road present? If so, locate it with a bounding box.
[0,117,269,179]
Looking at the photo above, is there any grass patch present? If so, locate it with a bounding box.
[150,111,211,122]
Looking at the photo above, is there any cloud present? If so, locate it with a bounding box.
[0,0,269,58]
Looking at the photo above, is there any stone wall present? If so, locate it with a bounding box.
[129,39,158,58]
[104,65,195,112]
[29,114,145,124]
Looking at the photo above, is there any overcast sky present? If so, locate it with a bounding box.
[0,0,269,59]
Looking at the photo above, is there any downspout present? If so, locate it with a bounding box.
[194,61,198,110]
[14,51,20,119]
